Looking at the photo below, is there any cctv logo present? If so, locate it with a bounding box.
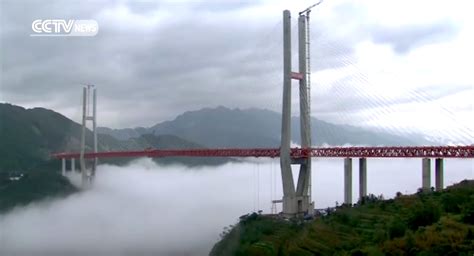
[31,19,99,37]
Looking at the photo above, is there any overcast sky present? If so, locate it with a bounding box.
[0,0,472,142]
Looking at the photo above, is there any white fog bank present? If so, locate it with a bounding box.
[0,158,472,255]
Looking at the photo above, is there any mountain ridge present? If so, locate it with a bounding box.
[98,106,432,147]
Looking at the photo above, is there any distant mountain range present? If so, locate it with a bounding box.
[0,103,225,172]
[98,106,432,147]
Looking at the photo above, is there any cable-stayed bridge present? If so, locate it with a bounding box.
[52,10,473,217]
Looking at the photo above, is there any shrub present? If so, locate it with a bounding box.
[373,228,387,244]
[407,200,441,230]
[388,217,407,239]
[461,199,474,224]
[441,193,462,213]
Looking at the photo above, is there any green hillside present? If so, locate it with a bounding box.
[210,180,474,255]
[0,166,77,212]
[0,103,121,172]
[0,104,76,171]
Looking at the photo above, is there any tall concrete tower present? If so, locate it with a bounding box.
[80,85,98,188]
[280,10,313,216]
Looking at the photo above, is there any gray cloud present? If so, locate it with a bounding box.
[370,21,458,54]
[0,0,364,128]
[315,73,473,115]
[0,0,470,135]
[0,0,288,127]
[190,0,259,12]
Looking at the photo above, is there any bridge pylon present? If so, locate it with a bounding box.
[280,10,314,217]
[79,85,98,188]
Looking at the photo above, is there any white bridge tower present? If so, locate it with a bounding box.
[279,10,314,216]
[79,84,97,187]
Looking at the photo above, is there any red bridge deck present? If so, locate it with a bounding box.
[52,146,474,159]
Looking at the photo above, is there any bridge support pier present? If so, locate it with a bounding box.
[61,158,66,176]
[71,158,76,173]
[422,158,431,191]
[344,158,352,205]
[359,158,367,200]
[435,158,444,191]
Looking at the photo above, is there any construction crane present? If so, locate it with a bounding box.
[299,0,324,16]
